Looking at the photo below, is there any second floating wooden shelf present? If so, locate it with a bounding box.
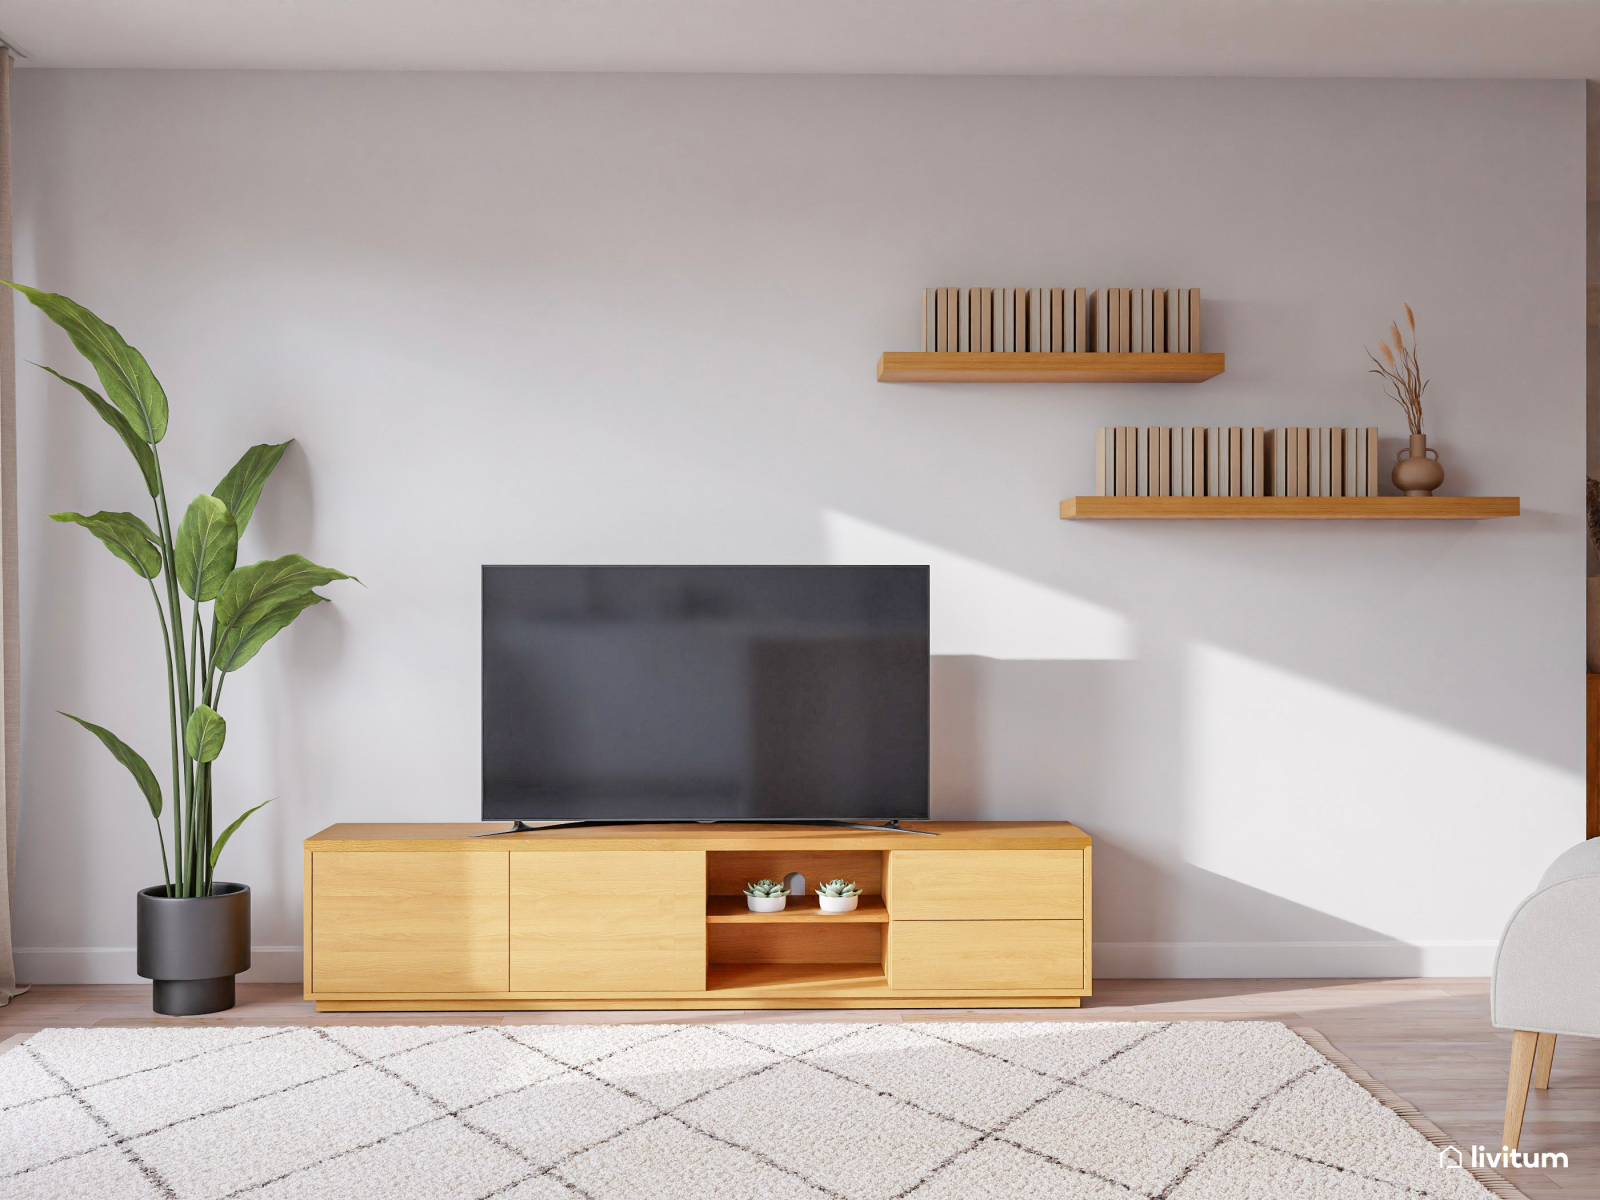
[1060,497,1520,520]
[878,351,1224,384]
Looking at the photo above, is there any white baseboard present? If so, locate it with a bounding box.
[1092,941,1497,978]
[15,941,1496,985]
[14,947,304,985]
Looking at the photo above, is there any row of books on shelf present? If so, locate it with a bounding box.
[1094,427,1383,498]
[921,287,1202,354]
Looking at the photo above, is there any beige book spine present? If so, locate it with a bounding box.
[1189,288,1201,353]
[1073,287,1087,352]
[1252,428,1265,497]
[1367,427,1378,494]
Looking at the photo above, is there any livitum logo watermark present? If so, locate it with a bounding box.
[1438,1145,1569,1170]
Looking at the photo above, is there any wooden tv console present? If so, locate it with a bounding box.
[302,822,1091,1011]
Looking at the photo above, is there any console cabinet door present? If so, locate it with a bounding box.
[310,851,509,993]
[510,851,706,992]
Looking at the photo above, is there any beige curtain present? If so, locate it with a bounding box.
[0,49,23,1005]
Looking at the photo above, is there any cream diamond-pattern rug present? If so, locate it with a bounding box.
[0,1020,1509,1200]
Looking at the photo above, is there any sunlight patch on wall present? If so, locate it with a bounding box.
[824,511,1132,660]
[1182,643,1580,940]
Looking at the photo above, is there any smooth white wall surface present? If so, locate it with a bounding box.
[7,71,1585,982]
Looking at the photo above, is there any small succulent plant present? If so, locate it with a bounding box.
[816,879,862,898]
[743,879,790,898]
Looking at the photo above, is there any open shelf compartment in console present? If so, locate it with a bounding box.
[705,849,888,991]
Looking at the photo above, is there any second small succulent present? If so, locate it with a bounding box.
[817,878,862,914]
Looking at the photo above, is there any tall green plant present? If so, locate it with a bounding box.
[14,284,355,897]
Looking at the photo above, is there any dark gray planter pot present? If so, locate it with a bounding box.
[136,882,250,1015]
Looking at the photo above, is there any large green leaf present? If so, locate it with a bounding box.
[213,441,290,536]
[209,798,273,871]
[212,590,326,674]
[210,553,354,673]
[184,704,226,763]
[50,511,162,579]
[174,494,237,602]
[7,283,168,443]
[61,712,162,819]
[36,366,159,497]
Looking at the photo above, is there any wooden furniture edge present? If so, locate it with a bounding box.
[303,822,1092,851]
[315,997,1082,1011]
[878,351,1223,384]
[302,843,314,1001]
[1082,843,1093,995]
[1589,673,1600,840]
[1060,496,1520,520]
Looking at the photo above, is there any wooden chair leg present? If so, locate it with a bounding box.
[1532,1032,1557,1089]
[1504,1030,1539,1149]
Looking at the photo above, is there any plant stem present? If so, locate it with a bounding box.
[146,577,181,895]
[155,821,172,898]
[200,762,212,893]
[150,450,198,894]
[188,595,202,723]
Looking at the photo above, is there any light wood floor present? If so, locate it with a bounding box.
[2,979,1593,1198]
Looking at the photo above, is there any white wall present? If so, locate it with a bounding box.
[7,71,1585,982]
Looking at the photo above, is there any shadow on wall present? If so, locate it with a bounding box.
[830,508,1578,974]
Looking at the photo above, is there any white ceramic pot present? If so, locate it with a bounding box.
[746,895,787,913]
[818,894,859,914]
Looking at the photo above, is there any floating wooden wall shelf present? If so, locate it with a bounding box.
[1060,497,1520,520]
[877,352,1224,384]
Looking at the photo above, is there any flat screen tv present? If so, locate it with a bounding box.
[482,565,929,828]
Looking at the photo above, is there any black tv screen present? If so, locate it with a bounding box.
[482,565,930,822]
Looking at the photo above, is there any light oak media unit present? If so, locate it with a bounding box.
[303,822,1091,1010]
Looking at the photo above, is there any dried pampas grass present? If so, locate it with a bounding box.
[1367,306,1428,434]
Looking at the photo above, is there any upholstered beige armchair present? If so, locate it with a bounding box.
[1491,837,1600,1148]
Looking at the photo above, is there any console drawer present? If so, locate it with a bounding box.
[887,920,1084,991]
[886,850,1084,920]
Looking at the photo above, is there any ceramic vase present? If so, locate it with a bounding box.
[746,894,786,913]
[1392,433,1445,497]
[818,894,860,914]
